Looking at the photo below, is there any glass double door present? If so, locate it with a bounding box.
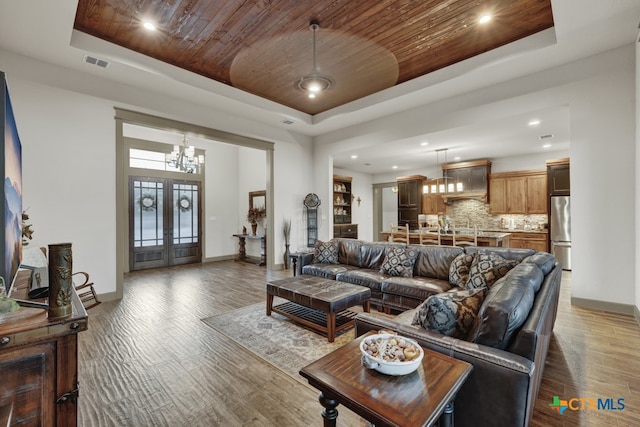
[129,176,202,271]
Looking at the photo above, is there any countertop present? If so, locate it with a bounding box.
[481,228,548,234]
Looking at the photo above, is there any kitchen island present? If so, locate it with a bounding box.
[379,230,511,247]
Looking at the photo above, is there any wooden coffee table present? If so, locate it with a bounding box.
[266,275,371,342]
[299,331,473,427]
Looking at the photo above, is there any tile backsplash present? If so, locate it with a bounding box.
[425,199,548,230]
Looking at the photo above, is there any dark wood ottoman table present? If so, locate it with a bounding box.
[266,275,371,342]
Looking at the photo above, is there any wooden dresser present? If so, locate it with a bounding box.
[0,269,88,426]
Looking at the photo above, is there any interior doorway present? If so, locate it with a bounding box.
[372,182,398,242]
[129,176,202,271]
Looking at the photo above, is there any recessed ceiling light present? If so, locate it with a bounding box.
[454,156,461,161]
[542,143,552,148]
[528,119,541,126]
[392,165,398,169]
[143,21,157,31]
[351,155,358,159]
[420,141,429,146]
[478,14,492,24]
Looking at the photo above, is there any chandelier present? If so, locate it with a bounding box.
[166,136,203,173]
[297,20,332,99]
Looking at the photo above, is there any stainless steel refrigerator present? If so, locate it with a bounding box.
[550,195,571,270]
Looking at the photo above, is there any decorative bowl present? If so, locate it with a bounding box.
[359,333,424,376]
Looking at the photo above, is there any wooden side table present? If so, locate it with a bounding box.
[299,332,472,427]
[232,234,266,266]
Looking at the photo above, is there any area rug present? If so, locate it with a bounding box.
[201,300,357,381]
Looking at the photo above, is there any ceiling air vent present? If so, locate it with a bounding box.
[281,119,295,125]
[539,134,554,140]
[83,54,110,69]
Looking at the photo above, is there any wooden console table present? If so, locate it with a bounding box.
[300,332,472,427]
[1,269,88,426]
[233,234,266,266]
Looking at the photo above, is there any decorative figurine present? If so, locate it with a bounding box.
[242,225,247,235]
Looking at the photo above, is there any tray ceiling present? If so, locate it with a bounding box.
[73,0,554,115]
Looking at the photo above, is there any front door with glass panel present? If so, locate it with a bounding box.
[129,176,202,271]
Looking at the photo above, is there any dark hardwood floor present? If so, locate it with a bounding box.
[78,261,640,426]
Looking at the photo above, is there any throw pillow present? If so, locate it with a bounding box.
[379,245,418,278]
[313,240,339,264]
[465,252,520,290]
[449,253,476,287]
[411,288,486,338]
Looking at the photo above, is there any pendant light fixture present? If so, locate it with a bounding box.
[297,20,332,99]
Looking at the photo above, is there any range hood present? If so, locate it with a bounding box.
[440,160,492,203]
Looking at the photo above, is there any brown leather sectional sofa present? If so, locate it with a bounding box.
[298,238,562,427]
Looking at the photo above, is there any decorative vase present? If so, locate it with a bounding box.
[48,242,73,319]
[251,222,258,236]
[284,243,290,269]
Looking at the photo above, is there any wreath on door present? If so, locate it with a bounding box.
[177,195,192,212]
[139,193,156,211]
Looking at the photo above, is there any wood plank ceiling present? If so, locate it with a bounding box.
[74,0,554,115]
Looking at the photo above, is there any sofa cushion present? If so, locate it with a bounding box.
[411,287,486,338]
[468,264,537,349]
[379,245,419,278]
[466,252,520,290]
[412,245,464,280]
[336,238,363,267]
[336,269,387,293]
[360,242,390,270]
[449,253,476,287]
[381,277,452,303]
[522,252,556,276]
[302,263,358,280]
[313,239,339,264]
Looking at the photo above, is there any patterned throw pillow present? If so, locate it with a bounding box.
[411,288,486,338]
[449,253,476,287]
[379,245,418,278]
[465,252,520,290]
[313,240,339,264]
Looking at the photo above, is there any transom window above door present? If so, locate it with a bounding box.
[129,147,204,174]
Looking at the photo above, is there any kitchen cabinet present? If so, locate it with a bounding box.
[333,174,358,239]
[397,175,425,229]
[421,177,445,214]
[546,158,570,195]
[334,224,358,239]
[422,193,445,215]
[526,174,547,213]
[489,170,547,214]
[509,231,549,252]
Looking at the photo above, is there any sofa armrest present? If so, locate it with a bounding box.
[355,312,536,427]
[297,252,315,271]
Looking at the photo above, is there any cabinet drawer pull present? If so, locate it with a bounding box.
[0,336,9,345]
[70,322,80,330]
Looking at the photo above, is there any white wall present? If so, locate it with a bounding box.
[204,142,240,258]
[0,48,314,295]
[237,146,267,258]
[636,33,640,319]
[316,45,637,309]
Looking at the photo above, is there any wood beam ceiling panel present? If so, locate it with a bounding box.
[73,0,554,115]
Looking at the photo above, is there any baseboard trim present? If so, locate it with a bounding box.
[202,255,235,263]
[635,305,640,327]
[571,296,636,316]
[96,290,119,302]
